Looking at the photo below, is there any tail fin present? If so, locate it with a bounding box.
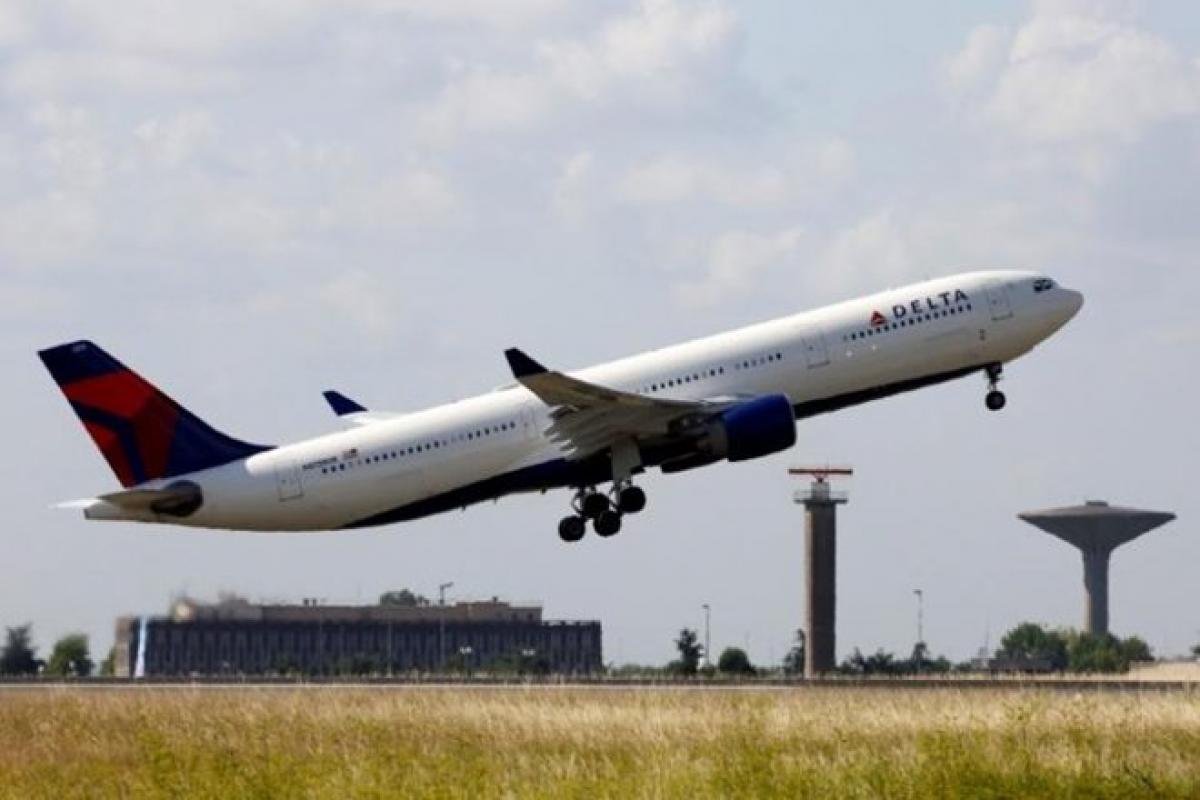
[38,340,272,487]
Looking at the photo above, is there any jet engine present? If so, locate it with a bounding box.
[696,393,797,462]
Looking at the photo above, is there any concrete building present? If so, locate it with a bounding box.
[113,597,602,677]
[1018,500,1176,636]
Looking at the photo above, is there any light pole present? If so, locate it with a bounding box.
[913,589,924,645]
[438,581,454,673]
[701,603,711,669]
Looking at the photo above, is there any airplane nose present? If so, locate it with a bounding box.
[1063,288,1084,317]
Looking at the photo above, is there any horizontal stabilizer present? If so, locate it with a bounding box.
[99,482,203,516]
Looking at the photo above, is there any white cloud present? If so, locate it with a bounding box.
[134,110,217,168]
[245,269,405,338]
[419,69,553,140]
[943,24,1009,92]
[616,138,853,210]
[54,0,327,55]
[551,150,596,225]
[950,5,1200,145]
[618,155,787,207]
[675,226,805,309]
[353,0,567,29]
[332,169,459,231]
[818,210,912,294]
[0,191,100,266]
[5,51,239,97]
[203,195,301,254]
[0,0,31,46]
[29,103,109,190]
[539,0,737,101]
[418,0,740,142]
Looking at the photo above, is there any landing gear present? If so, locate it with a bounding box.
[579,491,611,519]
[594,510,622,537]
[984,364,1006,411]
[616,485,646,514]
[561,483,646,541]
[558,515,586,543]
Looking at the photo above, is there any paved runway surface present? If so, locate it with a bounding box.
[1,678,1196,693]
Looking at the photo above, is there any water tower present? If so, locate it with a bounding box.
[1018,501,1176,636]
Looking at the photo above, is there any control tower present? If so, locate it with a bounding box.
[791,466,851,677]
[1018,501,1175,636]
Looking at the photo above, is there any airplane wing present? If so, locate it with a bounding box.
[504,348,727,458]
[322,390,402,427]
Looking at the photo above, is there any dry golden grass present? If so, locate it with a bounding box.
[1,686,1198,798]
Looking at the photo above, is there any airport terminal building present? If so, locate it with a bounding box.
[113,597,602,677]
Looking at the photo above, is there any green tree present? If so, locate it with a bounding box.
[45,634,93,677]
[840,648,900,676]
[98,647,116,677]
[998,622,1069,670]
[1119,636,1152,666]
[909,641,929,671]
[1192,642,1200,659]
[1064,632,1153,673]
[782,629,805,676]
[668,628,702,676]
[717,647,755,676]
[0,624,40,675]
[379,589,429,607]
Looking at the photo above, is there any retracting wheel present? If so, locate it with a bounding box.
[580,491,611,519]
[593,510,623,537]
[984,363,1006,412]
[616,485,646,514]
[558,515,586,543]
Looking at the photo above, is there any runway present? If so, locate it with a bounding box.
[1,677,1196,693]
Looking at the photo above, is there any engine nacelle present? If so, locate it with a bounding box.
[698,394,797,462]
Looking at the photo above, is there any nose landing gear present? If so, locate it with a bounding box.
[984,363,1006,411]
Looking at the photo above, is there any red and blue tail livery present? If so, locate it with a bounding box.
[38,340,271,488]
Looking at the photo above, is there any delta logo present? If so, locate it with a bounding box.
[869,289,971,326]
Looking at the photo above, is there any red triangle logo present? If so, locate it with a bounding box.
[870,310,886,327]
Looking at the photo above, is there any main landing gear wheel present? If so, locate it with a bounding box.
[616,485,646,514]
[984,363,1006,412]
[558,515,585,542]
[594,510,622,537]
[579,491,611,519]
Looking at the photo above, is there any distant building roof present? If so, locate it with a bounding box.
[169,597,543,625]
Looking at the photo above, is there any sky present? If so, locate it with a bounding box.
[1,0,1198,667]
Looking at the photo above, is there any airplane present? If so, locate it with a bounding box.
[39,269,1082,542]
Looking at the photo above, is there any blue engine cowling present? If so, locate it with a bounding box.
[700,394,797,462]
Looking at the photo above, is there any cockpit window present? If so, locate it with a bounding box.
[1033,278,1054,293]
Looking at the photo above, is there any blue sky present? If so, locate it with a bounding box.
[1,0,1197,666]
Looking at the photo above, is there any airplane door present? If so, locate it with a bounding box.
[521,404,539,440]
[985,284,1013,321]
[802,332,830,368]
[275,461,304,501]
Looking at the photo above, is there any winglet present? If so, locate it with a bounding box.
[323,390,367,416]
[504,348,548,379]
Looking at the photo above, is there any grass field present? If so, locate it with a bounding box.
[1,686,1198,798]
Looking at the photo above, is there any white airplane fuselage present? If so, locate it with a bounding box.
[70,270,1082,531]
